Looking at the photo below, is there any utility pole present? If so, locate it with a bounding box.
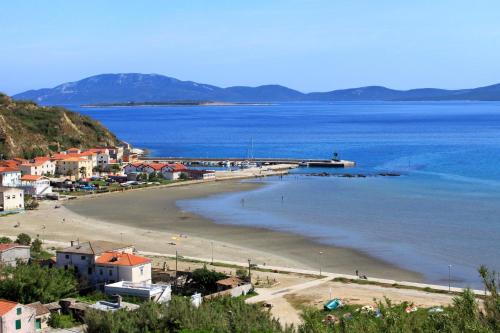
[319,251,324,277]
[248,258,252,283]
[448,264,452,292]
[211,241,214,265]
[175,250,178,279]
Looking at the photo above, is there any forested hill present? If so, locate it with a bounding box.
[0,93,118,159]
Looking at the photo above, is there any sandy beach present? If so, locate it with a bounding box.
[0,180,421,282]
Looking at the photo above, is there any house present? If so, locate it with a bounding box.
[89,296,139,312]
[106,146,124,162]
[19,158,55,176]
[26,303,50,331]
[140,163,165,175]
[0,187,24,212]
[94,251,152,286]
[0,167,21,187]
[160,164,188,180]
[65,148,81,154]
[123,163,143,174]
[187,170,216,180]
[20,175,52,196]
[104,281,171,302]
[54,157,93,179]
[0,299,36,333]
[87,148,110,168]
[56,240,134,285]
[216,277,245,291]
[0,243,30,267]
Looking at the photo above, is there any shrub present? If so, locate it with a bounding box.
[15,233,31,245]
[48,313,77,329]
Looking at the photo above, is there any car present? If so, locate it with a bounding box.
[80,185,96,191]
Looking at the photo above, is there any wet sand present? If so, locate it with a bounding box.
[61,180,422,282]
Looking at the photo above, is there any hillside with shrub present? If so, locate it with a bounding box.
[0,92,118,158]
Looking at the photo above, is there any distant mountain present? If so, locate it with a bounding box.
[13,73,500,104]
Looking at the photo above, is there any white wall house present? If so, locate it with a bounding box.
[56,241,135,286]
[0,168,21,187]
[0,300,36,333]
[160,164,188,180]
[0,244,30,267]
[0,187,24,212]
[123,163,143,174]
[95,252,152,286]
[19,159,55,176]
[20,175,52,196]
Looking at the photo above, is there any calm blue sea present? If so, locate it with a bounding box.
[72,101,500,287]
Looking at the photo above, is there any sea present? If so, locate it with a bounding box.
[71,101,500,288]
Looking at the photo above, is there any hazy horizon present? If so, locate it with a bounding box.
[2,1,500,95]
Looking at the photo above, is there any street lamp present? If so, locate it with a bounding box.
[448,264,452,292]
[319,251,324,277]
[211,241,214,265]
[248,258,252,283]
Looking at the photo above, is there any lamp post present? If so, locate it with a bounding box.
[211,241,214,265]
[448,264,452,292]
[248,258,252,283]
[319,251,324,277]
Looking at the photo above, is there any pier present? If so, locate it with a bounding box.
[140,157,355,168]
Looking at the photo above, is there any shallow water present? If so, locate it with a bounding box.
[73,101,500,287]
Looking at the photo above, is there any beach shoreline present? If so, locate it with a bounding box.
[0,179,422,282]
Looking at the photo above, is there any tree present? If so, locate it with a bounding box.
[15,233,31,245]
[31,238,43,253]
[191,265,228,295]
[79,166,87,179]
[179,172,189,180]
[0,263,78,303]
[0,236,11,244]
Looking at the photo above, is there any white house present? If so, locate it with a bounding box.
[56,240,134,286]
[87,148,111,168]
[160,164,188,180]
[0,300,36,333]
[20,175,52,196]
[0,243,30,267]
[95,251,152,286]
[123,163,143,174]
[0,167,21,187]
[0,187,24,212]
[19,158,55,176]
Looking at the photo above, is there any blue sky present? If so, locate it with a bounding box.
[1,0,500,94]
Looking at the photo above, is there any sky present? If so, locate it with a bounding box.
[1,0,500,95]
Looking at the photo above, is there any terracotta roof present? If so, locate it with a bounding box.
[0,167,19,173]
[142,163,166,171]
[79,151,96,156]
[60,157,87,162]
[21,175,44,181]
[0,299,18,316]
[21,161,44,167]
[66,148,80,151]
[34,156,51,163]
[95,251,151,266]
[127,163,143,168]
[26,302,50,316]
[167,163,187,172]
[0,160,21,168]
[0,243,29,252]
[86,148,108,153]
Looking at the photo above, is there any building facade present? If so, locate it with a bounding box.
[0,187,24,212]
[0,300,36,333]
[0,244,30,267]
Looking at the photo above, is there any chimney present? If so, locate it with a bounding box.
[70,240,74,247]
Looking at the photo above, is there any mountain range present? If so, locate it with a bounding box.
[12,73,500,104]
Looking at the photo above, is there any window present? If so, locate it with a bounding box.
[109,269,113,276]
[99,268,103,275]
[17,307,22,315]
[81,255,86,260]
[15,319,21,329]
[88,267,92,275]
[65,254,69,259]
[140,267,144,275]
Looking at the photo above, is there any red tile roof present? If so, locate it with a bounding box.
[142,163,166,171]
[21,175,44,181]
[0,244,29,252]
[0,160,21,168]
[0,167,19,173]
[34,156,51,163]
[0,299,18,316]
[95,251,151,266]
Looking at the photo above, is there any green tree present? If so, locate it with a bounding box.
[79,166,87,179]
[0,236,12,244]
[191,264,228,295]
[0,263,78,303]
[15,233,31,245]
[31,238,43,253]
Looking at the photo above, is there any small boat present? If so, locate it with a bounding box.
[324,298,343,311]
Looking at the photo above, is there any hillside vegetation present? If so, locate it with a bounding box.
[0,93,118,158]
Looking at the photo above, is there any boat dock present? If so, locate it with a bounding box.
[140,157,355,168]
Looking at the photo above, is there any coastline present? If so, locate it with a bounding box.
[62,179,422,282]
[0,179,421,282]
